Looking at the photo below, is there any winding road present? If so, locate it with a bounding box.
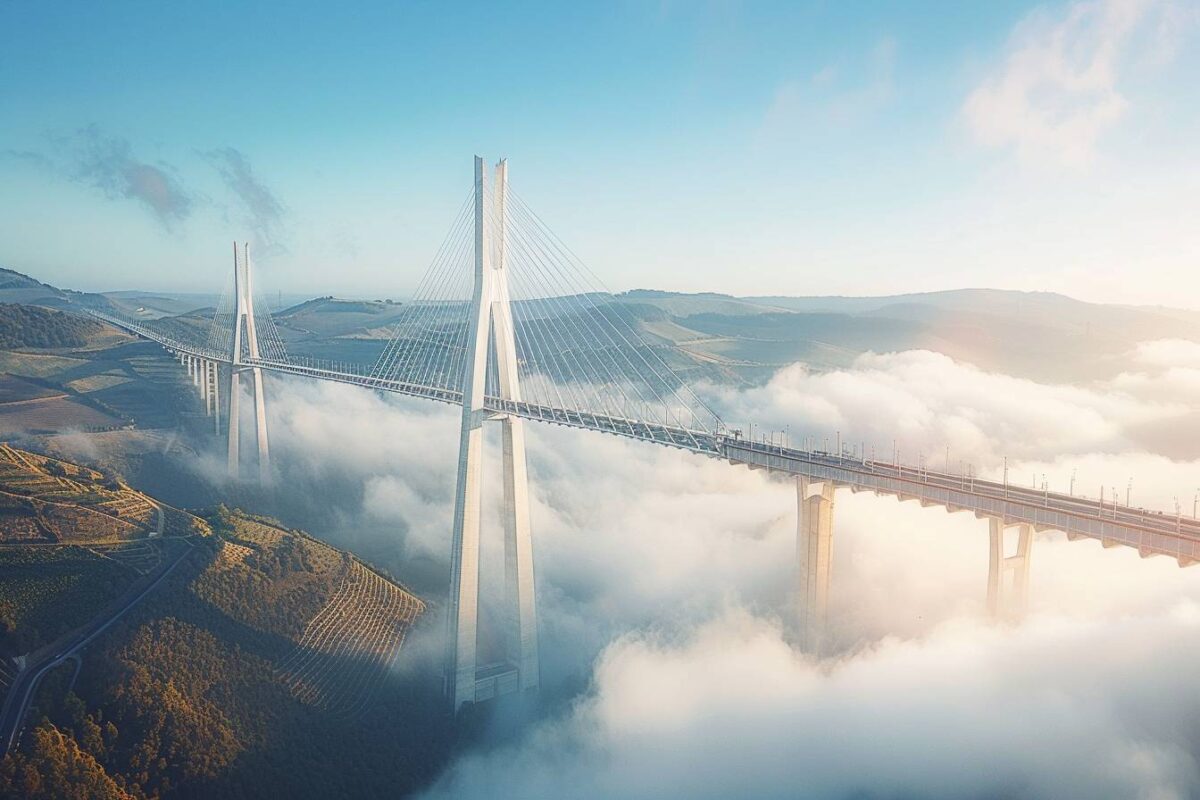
[0,540,192,756]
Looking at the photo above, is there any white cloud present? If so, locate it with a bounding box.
[1134,338,1200,369]
[706,348,1192,469]
[425,606,1200,800]
[245,347,1200,797]
[963,0,1174,168]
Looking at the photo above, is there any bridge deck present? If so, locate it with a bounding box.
[90,309,1200,566]
[724,440,1200,565]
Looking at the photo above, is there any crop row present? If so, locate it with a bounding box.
[90,541,163,575]
[277,562,424,720]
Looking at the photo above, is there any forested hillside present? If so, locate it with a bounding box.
[0,509,444,799]
[0,304,99,350]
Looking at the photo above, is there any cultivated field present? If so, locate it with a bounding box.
[0,395,125,435]
[0,375,60,404]
[0,444,207,543]
[0,333,198,435]
[278,560,425,720]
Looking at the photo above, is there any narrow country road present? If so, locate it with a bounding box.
[0,541,192,756]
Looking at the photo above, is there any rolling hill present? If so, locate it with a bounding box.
[0,454,442,798]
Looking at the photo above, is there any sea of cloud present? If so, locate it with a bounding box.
[248,340,1200,798]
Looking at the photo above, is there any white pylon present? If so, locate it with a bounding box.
[226,242,271,484]
[445,156,539,712]
[493,160,539,694]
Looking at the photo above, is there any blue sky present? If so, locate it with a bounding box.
[1,0,1198,304]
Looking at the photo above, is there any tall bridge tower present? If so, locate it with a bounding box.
[445,157,540,712]
[227,242,271,484]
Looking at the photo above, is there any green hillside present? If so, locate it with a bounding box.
[275,296,407,339]
[0,509,443,799]
[0,304,100,350]
[0,307,197,435]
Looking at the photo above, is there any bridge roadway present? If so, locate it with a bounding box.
[91,310,1200,566]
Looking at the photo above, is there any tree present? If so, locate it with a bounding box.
[0,721,131,800]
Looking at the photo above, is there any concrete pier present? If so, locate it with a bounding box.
[797,477,835,654]
[987,517,1032,620]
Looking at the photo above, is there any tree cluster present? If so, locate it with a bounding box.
[0,303,99,349]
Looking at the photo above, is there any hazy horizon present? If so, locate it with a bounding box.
[3,1,1198,304]
[10,259,1200,315]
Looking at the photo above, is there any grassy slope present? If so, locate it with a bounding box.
[0,332,197,433]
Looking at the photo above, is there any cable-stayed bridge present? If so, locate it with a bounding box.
[86,157,1200,712]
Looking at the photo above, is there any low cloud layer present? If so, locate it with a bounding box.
[708,344,1200,491]
[218,341,1200,798]
[425,603,1200,800]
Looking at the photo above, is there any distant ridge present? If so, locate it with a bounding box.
[623,287,1197,316]
[0,268,52,291]
[0,267,74,309]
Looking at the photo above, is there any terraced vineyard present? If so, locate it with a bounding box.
[279,561,425,720]
[0,444,163,542]
[89,540,166,575]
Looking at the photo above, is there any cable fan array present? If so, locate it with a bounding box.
[369,179,722,438]
[205,260,290,364]
[368,193,476,392]
[251,292,290,363]
[206,268,237,358]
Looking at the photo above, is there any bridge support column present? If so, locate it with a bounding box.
[225,243,270,484]
[446,156,539,713]
[200,359,210,409]
[227,368,240,475]
[251,369,270,483]
[987,518,1032,620]
[211,361,221,433]
[797,477,835,654]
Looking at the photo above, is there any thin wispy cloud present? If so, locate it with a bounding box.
[9,126,196,228]
[0,149,53,169]
[69,125,195,226]
[962,0,1190,169]
[761,35,897,140]
[203,147,287,254]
